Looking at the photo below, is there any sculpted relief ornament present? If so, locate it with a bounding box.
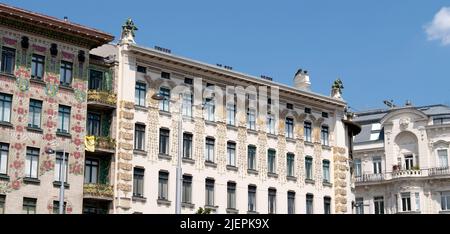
[331,78,344,100]
[120,18,138,44]
[399,117,410,130]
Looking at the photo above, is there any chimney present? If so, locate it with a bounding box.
[293,68,311,91]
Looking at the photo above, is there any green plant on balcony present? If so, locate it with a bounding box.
[87,90,117,106]
[95,136,116,150]
[412,165,420,170]
[83,183,114,198]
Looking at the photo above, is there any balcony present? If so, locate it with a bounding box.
[355,173,385,184]
[83,183,114,200]
[85,135,116,153]
[391,169,423,179]
[429,167,450,177]
[87,90,117,109]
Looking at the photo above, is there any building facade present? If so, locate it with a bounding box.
[353,104,450,214]
[0,3,113,214]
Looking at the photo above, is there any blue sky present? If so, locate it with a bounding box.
[5,0,450,111]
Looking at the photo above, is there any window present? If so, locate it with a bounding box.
[182,175,192,204]
[205,137,215,162]
[183,133,193,159]
[304,122,312,142]
[137,65,146,73]
[404,155,414,170]
[441,191,450,211]
[182,93,193,117]
[53,201,67,214]
[54,152,68,182]
[268,188,277,214]
[28,99,42,128]
[25,147,39,179]
[0,93,12,122]
[133,168,144,197]
[1,47,15,74]
[287,153,295,176]
[286,103,293,110]
[434,117,450,125]
[158,171,169,200]
[227,141,236,166]
[0,195,4,214]
[88,70,103,90]
[305,107,311,114]
[374,196,384,214]
[60,61,72,86]
[373,157,382,174]
[323,160,330,183]
[248,185,256,212]
[305,156,313,180]
[324,197,331,214]
[287,191,295,214]
[321,126,329,146]
[204,98,215,121]
[31,54,44,80]
[57,105,71,133]
[135,82,147,107]
[134,124,146,151]
[354,159,362,177]
[226,103,236,126]
[184,77,193,85]
[322,112,329,118]
[227,182,236,209]
[267,149,276,173]
[86,113,101,136]
[415,192,420,212]
[306,194,314,214]
[84,159,99,184]
[248,145,257,170]
[159,87,170,112]
[22,198,37,214]
[159,128,170,155]
[370,123,382,141]
[401,192,411,212]
[205,179,215,206]
[285,118,294,138]
[0,143,8,175]
[161,71,170,79]
[355,197,364,214]
[437,149,448,168]
[267,114,275,134]
[247,109,256,130]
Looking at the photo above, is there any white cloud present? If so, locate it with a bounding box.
[425,7,450,45]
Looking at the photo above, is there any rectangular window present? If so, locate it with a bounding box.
[415,192,420,212]
[355,197,364,214]
[306,194,314,214]
[227,182,236,209]
[248,185,256,212]
[84,158,99,184]
[1,47,15,74]
[304,122,312,142]
[183,133,193,159]
[159,87,170,112]
[305,157,313,180]
[205,179,215,206]
[286,118,294,138]
[321,126,329,146]
[182,175,192,204]
[401,192,411,212]
[31,54,44,80]
[267,149,276,173]
[161,71,170,79]
[204,98,215,121]
[54,152,68,182]
[88,70,103,90]
[184,77,193,85]
[374,196,384,214]
[354,159,362,177]
[248,145,257,170]
[137,65,146,73]
[133,168,144,197]
[305,107,311,114]
[60,61,73,86]
[134,124,146,151]
[268,188,277,214]
[53,201,67,214]
[0,195,5,214]
[437,149,448,168]
[287,191,295,214]
[287,153,295,177]
[405,155,414,170]
[267,114,275,134]
[28,99,42,129]
[25,147,39,179]
[57,105,71,133]
[323,160,330,183]
[324,197,331,214]
[227,141,236,166]
[247,109,256,130]
[441,191,450,211]
[322,112,329,118]
[22,198,37,214]
[158,171,169,200]
[0,93,12,122]
[0,143,8,175]
[226,103,236,126]
[182,94,193,117]
[205,137,215,162]
[286,103,293,110]
[373,157,382,174]
[159,129,170,155]
[86,112,101,136]
[135,82,147,107]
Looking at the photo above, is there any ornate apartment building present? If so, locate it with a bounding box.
[353,104,450,214]
[0,3,113,214]
[85,20,361,214]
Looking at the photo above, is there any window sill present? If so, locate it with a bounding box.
[135,105,148,112]
[182,158,195,164]
[286,137,296,143]
[26,126,43,133]
[204,205,218,212]
[182,116,195,122]
[267,133,278,139]
[304,141,314,147]
[305,179,315,185]
[158,154,172,160]
[247,211,259,214]
[286,176,297,182]
[159,110,172,117]
[226,208,239,214]
[247,169,259,175]
[30,78,45,86]
[132,196,147,202]
[322,145,332,150]
[0,174,10,181]
[205,161,217,168]
[0,72,15,79]
[267,172,278,178]
[181,202,195,209]
[133,149,147,156]
[226,125,238,131]
[56,131,72,138]
[0,121,13,129]
[226,165,238,171]
[439,210,450,214]
[323,181,333,187]
[59,85,74,92]
[157,199,171,206]
[205,120,217,126]
[247,129,258,135]
[23,177,41,185]
[53,181,70,189]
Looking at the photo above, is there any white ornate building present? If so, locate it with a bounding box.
[353,104,450,214]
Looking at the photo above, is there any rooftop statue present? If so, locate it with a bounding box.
[120,18,138,44]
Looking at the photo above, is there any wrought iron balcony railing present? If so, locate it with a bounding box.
[83,183,114,200]
[87,90,117,107]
